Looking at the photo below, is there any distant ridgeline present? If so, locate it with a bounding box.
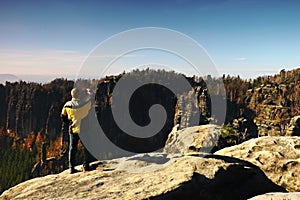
[0,68,300,194]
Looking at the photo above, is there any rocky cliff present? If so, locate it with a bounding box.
[3,125,300,200]
[1,68,300,194]
[1,69,299,146]
[246,68,300,136]
[0,79,74,138]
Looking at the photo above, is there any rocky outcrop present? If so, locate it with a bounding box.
[174,86,211,129]
[215,136,300,192]
[164,125,220,154]
[250,192,300,200]
[164,128,300,193]
[247,84,291,136]
[245,67,300,136]
[286,115,300,136]
[0,153,285,200]
[164,127,300,192]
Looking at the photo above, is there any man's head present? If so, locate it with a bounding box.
[71,88,80,99]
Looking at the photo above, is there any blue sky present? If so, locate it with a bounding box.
[0,0,300,82]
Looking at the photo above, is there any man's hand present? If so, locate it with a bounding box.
[85,88,95,102]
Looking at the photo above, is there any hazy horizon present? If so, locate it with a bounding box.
[1,66,298,85]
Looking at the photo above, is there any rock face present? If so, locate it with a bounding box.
[0,79,74,137]
[215,136,300,192]
[245,74,300,137]
[164,125,220,154]
[250,192,300,200]
[0,153,285,200]
[164,126,300,193]
[248,83,291,136]
[174,86,211,129]
[286,115,300,136]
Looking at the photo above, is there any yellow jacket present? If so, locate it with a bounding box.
[61,98,91,134]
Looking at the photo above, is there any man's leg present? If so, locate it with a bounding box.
[69,133,79,172]
[60,122,69,157]
[82,146,92,171]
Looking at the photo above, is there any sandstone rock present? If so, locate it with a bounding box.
[164,125,220,154]
[286,115,300,136]
[0,153,285,200]
[247,80,295,137]
[215,136,300,192]
[250,192,300,200]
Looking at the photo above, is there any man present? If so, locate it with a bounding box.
[61,88,92,174]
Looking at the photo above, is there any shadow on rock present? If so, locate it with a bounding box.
[152,154,286,200]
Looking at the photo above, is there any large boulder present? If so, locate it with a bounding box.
[0,153,285,200]
[164,124,220,154]
[215,136,300,192]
